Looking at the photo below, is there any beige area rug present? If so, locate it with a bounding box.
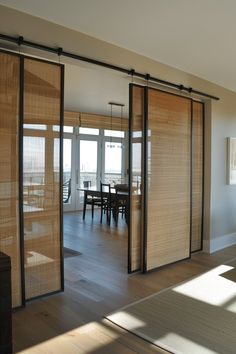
[106,264,236,354]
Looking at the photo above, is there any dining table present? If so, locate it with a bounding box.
[78,184,129,224]
[78,184,129,198]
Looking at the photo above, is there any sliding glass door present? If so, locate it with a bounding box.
[79,139,98,189]
[0,51,22,307]
[103,128,126,185]
[23,58,63,300]
[62,126,127,211]
[0,50,64,306]
[77,138,99,210]
[63,133,77,212]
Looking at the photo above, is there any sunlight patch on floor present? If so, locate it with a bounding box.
[108,311,146,330]
[173,265,236,309]
[17,321,120,354]
[156,332,216,354]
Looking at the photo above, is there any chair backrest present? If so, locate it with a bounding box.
[115,188,128,206]
[83,180,91,188]
[100,182,111,204]
[114,184,129,193]
[63,178,71,203]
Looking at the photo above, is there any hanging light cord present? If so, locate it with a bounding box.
[110,103,113,147]
[120,105,123,148]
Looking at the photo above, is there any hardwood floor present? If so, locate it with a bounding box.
[13,211,236,354]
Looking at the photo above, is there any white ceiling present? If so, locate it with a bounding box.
[64,63,130,116]
[1,0,236,92]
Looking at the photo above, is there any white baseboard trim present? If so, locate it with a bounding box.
[203,232,236,254]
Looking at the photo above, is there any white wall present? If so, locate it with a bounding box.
[1,5,236,253]
[207,90,236,252]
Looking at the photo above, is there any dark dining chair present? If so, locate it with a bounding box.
[63,178,71,203]
[100,182,112,224]
[113,188,128,226]
[83,189,101,220]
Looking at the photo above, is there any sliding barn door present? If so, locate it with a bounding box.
[23,58,63,299]
[0,52,22,307]
[191,101,204,252]
[128,84,144,272]
[0,50,64,306]
[144,89,191,271]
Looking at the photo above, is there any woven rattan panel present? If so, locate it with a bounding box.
[23,58,62,299]
[0,52,22,307]
[145,89,191,271]
[64,111,128,131]
[129,85,144,272]
[191,101,203,252]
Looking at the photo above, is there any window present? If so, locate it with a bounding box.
[104,129,125,138]
[79,127,99,135]
[104,141,123,184]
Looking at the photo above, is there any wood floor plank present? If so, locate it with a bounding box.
[13,211,236,354]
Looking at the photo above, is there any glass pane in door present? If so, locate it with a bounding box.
[79,140,98,190]
[23,136,45,211]
[128,84,145,273]
[23,58,62,300]
[0,52,22,307]
[63,138,72,204]
[104,141,122,185]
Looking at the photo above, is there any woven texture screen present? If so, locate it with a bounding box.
[0,52,22,307]
[145,89,191,271]
[129,85,144,273]
[23,58,62,299]
[64,111,128,131]
[191,101,204,252]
